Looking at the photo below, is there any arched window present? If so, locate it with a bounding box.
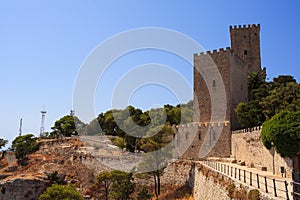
[244,50,248,55]
[212,80,216,87]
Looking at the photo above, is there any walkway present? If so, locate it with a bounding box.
[201,160,292,199]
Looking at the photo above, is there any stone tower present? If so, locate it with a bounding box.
[177,24,262,160]
[230,24,261,72]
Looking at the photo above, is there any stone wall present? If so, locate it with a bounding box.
[161,160,195,187]
[231,128,293,178]
[175,122,231,159]
[194,165,230,200]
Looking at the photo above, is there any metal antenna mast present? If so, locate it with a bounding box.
[19,118,22,136]
[40,107,47,136]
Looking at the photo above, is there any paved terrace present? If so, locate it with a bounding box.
[200,159,293,200]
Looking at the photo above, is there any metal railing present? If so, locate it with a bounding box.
[203,160,290,199]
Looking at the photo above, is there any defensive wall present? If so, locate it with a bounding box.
[231,126,293,178]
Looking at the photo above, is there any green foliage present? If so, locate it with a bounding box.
[247,189,261,200]
[47,171,66,185]
[139,125,174,199]
[235,71,269,128]
[260,82,300,119]
[11,134,39,159]
[226,184,236,198]
[137,186,153,200]
[111,137,126,150]
[262,111,300,158]
[85,101,193,138]
[38,184,83,200]
[235,73,299,128]
[0,138,8,150]
[88,171,111,200]
[87,170,135,200]
[235,100,265,128]
[109,170,135,200]
[51,115,85,137]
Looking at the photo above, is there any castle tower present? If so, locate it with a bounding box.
[230,24,261,72]
[179,24,263,160]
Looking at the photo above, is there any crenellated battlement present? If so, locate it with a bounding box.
[229,24,260,30]
[177,121,230,128]
[194,47,231,58]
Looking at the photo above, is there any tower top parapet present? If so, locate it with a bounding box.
[229,24,260,30]
[194,47,231,58]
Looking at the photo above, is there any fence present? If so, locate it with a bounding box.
[292,171,300,200]
[203,161,290,199]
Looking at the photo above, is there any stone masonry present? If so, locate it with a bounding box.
[177,24,262,160]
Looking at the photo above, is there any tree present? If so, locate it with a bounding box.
[261,82,300,119]
[0,138,8,150]
[47,171,66,185]
[109,170,135,200]
[235,71,269,128]
[51,115,85,137]
[261,111,300,158]
[38,184,83,200]
[88,171,111,200]
[11,134,39,159]
[235,100,265,128]
[139,125,174,199]
[137,185,153,200]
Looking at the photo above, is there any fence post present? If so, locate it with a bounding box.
[285,181,289,200]
[235,167,237,179]
[250,172,252,186]
[273,179,277,197]
[244,170,246,183]
[239,169,241,180]
[257,174,260,188]
[265,176,268,193]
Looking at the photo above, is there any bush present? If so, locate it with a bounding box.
[137,186,153,200]
[226,183,236,198]
[39,184,83,200]
[247,189,261,200]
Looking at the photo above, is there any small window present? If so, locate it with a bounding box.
[244,50,248,55]
[186,132,189,140]
[198,133,201,140]
[244,35,246,39]
[212,80,216,87]
[241,84,243,90]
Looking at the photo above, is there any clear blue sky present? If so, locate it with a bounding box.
[0,1,299,146]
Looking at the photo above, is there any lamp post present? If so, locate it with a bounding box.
[271,142,275,175]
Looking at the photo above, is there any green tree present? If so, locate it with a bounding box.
[51,115,85,137]
[47,171,66,185]
[235,71,269,128]
[89,171,111,200]
[0,138,8,150]
[261,111,300,158]
[38,184,83,200]
[261,82,300,119]
[247,71,267,101]
[11,134,39,159]
[235,100,265,128]
[137,185,153,200]
[109,170,135,200]
[139,125,174,199]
